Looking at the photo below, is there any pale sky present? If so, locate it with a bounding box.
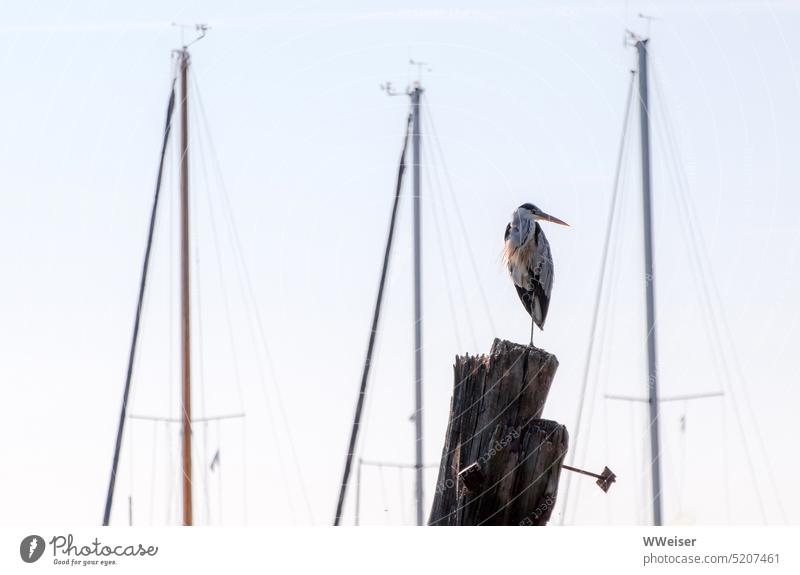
[1,0,799,527]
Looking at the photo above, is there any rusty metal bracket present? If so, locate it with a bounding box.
[562,464,617,493]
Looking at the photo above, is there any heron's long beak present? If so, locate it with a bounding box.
[538,212,570,227]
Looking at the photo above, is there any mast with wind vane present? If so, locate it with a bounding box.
[333,66,429,526]
[103,25,208,526]
[177,41,194,528]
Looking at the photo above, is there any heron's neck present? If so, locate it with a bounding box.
[508,213,530,248]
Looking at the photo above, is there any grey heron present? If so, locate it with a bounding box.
[503,203,569,346]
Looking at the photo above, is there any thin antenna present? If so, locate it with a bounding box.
[409,59,432,86]
[637,13,660,37]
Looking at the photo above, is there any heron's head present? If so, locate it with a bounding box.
[518,203,569,226]
[508,203,569,247]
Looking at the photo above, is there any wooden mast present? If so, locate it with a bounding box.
[179,47,193,527]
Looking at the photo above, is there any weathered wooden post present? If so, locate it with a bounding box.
[428,338,568,526]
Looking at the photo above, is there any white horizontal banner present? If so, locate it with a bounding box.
[3,527,797,574]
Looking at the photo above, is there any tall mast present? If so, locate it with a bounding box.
[410,83,424,526]
[179,47,194,527]
[636,38,663,526]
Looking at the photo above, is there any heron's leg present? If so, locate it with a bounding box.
[530,313,535,347]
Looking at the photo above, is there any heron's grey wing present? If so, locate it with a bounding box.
[528,223,554,329]
[514,284,532,316]
[505,222,533,315]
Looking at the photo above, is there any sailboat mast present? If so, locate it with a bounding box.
[411,84,424,526]
[179,47,194,527]
[635,38,663,526]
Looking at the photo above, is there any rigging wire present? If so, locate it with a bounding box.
[188,114,212,525]
[166,68,180,524]
[569,185,629,525]
[597,153,633,523]
[420,106,483,350]
[148,419,158,524]
[568,190,629,524]
[677,402,688,519]
[421,129,468,350]
[164,121,183,525]
[558,70,637,524]
[423,157,464,348]
[349,295,389,465]
[645,66,731,390]
[720,399,731,524]
[573,104,636,524]
[643,53,739,523]
[333,111,413,526]
[166,56,186,526]
[189,73,257,524]
[602,399,612,524]
[377,465,391,525]
[189,75,286,524]
[168,78,178,428]
[650,61,778,523]
[216,419,224,525]
[639,409,650,525]
[397,467,408,525]
[422,94,498,335]
[156,94,179,526]
[651,114,734,522]
[131,60,181,529]
[241,417,248,525]
[188,75,247,412]
[166,421,175,524]
[103,77,177,526]
[628,400,641,524]
[201,422,212,524]
[128,412,135,525]
[657,129,768,522]
[192,79,315,524]
[595,146,633,524]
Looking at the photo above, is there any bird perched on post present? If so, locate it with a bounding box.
[503,203,569,346]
